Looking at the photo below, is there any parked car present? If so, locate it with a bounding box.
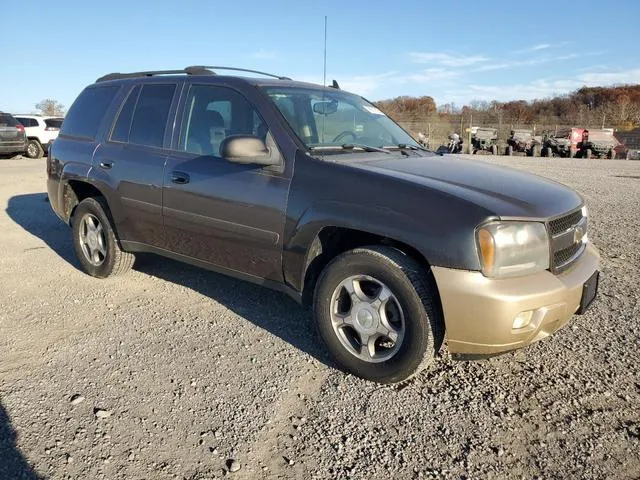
[0,111,28,157]
[47,66,600,383]
[577,129,617,159]
[14,114,64,158]
[470,127,499,155]
[505,129,541,156]
[614,128,640,159]
[542,128,583,158]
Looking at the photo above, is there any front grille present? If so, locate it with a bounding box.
[549,210,582,235]
[553,242,583,267]
[548,209,587,273]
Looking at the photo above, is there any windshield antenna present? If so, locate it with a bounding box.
[323,16,327,87]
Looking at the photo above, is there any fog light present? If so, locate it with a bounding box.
[512,311,533,329]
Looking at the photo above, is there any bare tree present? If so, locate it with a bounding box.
[35,99,65,116]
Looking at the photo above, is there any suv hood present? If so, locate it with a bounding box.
[347,153,582,218]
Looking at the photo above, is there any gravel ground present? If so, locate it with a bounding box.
[0,154,639,479]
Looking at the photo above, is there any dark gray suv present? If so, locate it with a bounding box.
[0,112,27,156]
[47,66,600,383]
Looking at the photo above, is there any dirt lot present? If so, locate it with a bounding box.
[1,154,639,480]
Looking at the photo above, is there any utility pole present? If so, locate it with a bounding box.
[468,113,473,154]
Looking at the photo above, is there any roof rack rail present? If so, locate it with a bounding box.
[96,66,214,83]
[187,65,291,80]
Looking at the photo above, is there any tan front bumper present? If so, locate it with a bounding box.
[432,243,600,356]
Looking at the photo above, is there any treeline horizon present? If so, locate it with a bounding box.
[376,84,640,133]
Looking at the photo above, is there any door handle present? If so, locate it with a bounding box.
[99,161,113,170]
[171,172,190,185]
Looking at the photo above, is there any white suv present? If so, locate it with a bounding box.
[14,114,64,158]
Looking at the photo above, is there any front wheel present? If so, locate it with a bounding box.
[26,139,44,159]
[530,145,541,157]
[313,246,443,383]
[72,197,135,278]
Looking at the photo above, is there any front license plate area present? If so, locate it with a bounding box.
[577,271,599,314]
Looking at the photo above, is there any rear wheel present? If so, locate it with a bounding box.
[26,139,44,159]
[314,246,443,384]
[72,197,135,278]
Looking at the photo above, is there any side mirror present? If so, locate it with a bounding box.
[220,135,280,166]
[312,101,338,115]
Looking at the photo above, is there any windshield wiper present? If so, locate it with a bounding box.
[342,143,391,153]
[383,144,428,151]
[309,144,390,153]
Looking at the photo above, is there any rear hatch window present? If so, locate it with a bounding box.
[0,113,19,127]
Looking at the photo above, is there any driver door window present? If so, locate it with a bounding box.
[180,85,267,157]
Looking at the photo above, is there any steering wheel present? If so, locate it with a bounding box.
[332,130,357,143]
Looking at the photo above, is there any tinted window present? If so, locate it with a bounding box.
[0,113,19,127]
[129,84,175,148]
[180,85,267,156]
[110,86,140,143]
[45,118,63,129]
[61,86,119,139]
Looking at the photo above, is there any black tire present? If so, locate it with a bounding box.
[26,139,44,159]
[506,145,513,156]
[313,246,444,384]
[72,197,135,278]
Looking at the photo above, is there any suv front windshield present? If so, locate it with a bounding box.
[262,86,420,152]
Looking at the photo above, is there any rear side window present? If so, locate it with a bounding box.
[110,86,141,143]
[0,113,19,127]
[45,118,63,129]
[129,84,176,148]
[15,117,29,126]
[61,86,119,139]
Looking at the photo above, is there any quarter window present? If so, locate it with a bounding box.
[61,86,119,139]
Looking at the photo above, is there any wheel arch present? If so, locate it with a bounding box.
[63,180,106,224]
[300,226,442,314]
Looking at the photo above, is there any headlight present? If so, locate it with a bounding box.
[476,222,549,278]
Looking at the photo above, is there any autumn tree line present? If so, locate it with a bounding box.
[376,84,640,146]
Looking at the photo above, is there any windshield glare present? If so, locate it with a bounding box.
[262,87,419,151]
